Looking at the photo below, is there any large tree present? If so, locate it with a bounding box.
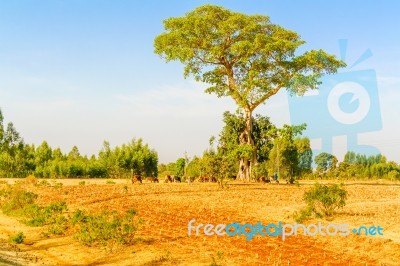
[154,5,345,181]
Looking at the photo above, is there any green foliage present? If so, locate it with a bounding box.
[154,5,345,107]
[201,149,231,186]
[0,185,69,235]
[99,139,158,178]
[9,232,25,244]
[0,109,30,178]
[252,161,269,180]
[218,111,275,161]
[267,124,309,181]
[0,108,159,179]
[217,111,276,177]
[154,5,344,181]
[388,170,399,180]
[175,157,186,177]
[79,181,86,185]
[294,138,313,176]
[185,156,202,177]
[24,201,68,228]
[0,187,38,215]
[71,208,140,246]
[339,151,399,179]
[314,152,337,173]
[1,184,141,246]
[295,183,348,222]
[106,180,116,184]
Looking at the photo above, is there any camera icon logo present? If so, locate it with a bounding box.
[328,81,370,125]
[288,40,382,157]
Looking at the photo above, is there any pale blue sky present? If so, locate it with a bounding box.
[0,1,399,163]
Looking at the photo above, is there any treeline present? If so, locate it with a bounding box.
[160,111,400,182]
[159,111,314,183]
[0,109,158,178]
[313,151,400,180]
[1,107,399,181]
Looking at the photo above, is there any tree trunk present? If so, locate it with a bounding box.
[236,108,256,182]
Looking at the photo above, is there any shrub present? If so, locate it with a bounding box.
[25,175,38,185]
[106,180,116,185]
[0,186,70,236]
[295,183,347,222]
[9,232,25,244]
[72,208,140,246]
[37,179,50,186]
[388,170,399,181]
[51,180,63,188]
[24,201,68,228]
[209,251,225,266]
[0,187,38,215]
[79,181,86,186]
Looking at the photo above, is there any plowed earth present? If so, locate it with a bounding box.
[0,179,399,265]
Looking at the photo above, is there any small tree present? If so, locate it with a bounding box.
[175,158,186,177]
[295,183,347,222]
[315,152,337,174]
[267,124,307,182]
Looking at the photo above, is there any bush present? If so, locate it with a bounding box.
[50,180,63,188]
[24,201,68,228]
[388,170,399,181]
[9,232,25,244]
[295,183,347,222]
[37,179,50,186]
[0,187,38,215]
[0,186,69,235]
[25,175,38,185]
[72,208,140,246]
[106,180,115,185]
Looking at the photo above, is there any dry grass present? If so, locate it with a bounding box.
[0,178,399,265]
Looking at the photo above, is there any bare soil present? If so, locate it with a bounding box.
[0,178,399,265]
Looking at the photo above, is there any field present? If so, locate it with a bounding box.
[0,178,399,265]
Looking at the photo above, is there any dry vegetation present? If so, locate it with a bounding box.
[0,178,399,265]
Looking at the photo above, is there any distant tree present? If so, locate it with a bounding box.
[115,139,158,177]
[199,148,230,184]
[0,110,26,177]
[186,156,202,177]
[315,152,337,173]
[68,146,81,161]
[267,124,307,181]
[86,155,107,178]
[0,109,4,147]
[35,141,53,166]
[175,158,186,177]
[294,137,313,176]
[154,5,345,181]
[158,163,167,174]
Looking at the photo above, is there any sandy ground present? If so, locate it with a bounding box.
[0,178,399,265]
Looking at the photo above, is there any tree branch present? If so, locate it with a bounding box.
[249,85,282,112]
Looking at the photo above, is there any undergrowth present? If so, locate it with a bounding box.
[294,183,348,223]
[0,184,141,247]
